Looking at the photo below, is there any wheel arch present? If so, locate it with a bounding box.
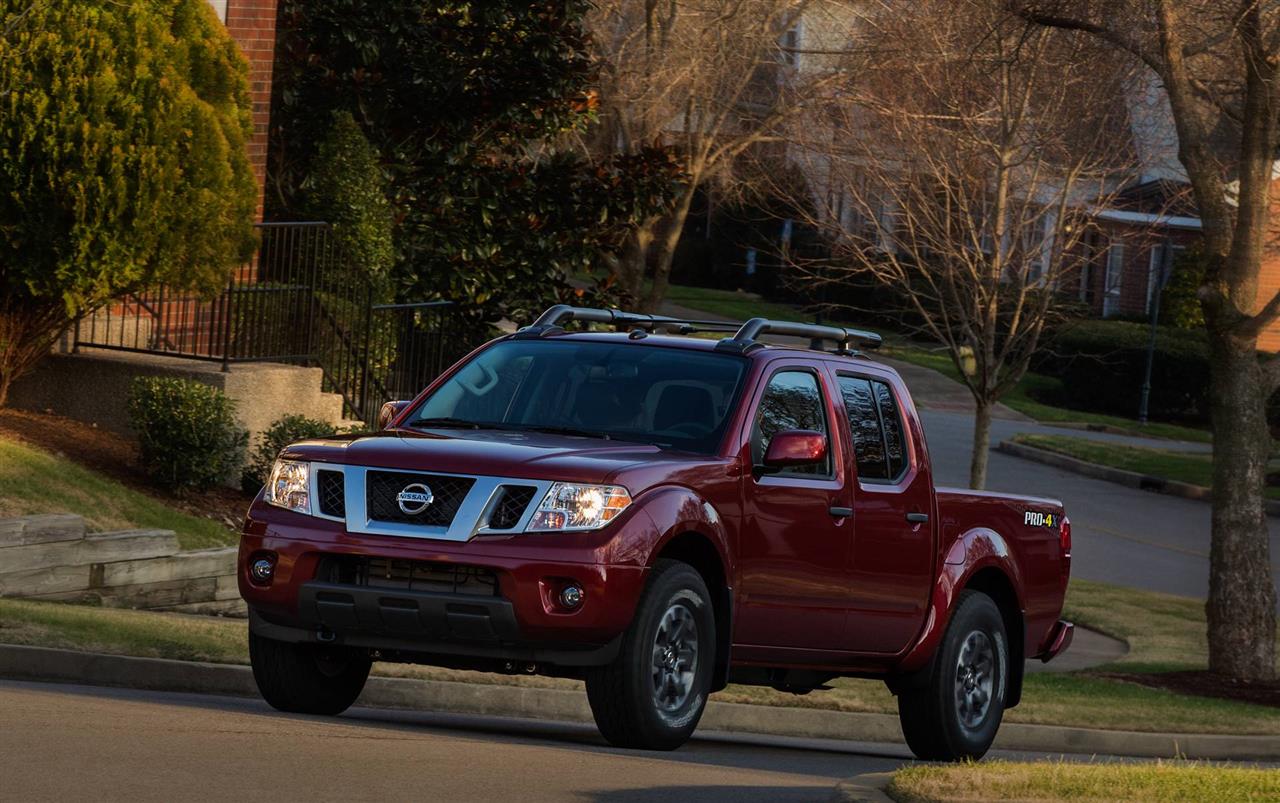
[962,566,1026,708]
[652,530,733,693]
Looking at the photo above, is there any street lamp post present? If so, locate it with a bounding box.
[1138,236,1175,425]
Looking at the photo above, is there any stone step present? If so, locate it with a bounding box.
[0,529,178,577]
[94,547,236,589]
[0,515,87,548]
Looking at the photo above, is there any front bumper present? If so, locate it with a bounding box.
[238,502,652,666]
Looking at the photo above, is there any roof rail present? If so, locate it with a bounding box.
[715,318,882,355]
[513,304,741,338]
[514,304,882,356]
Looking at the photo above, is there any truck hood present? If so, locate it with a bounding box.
[279,428,718,492]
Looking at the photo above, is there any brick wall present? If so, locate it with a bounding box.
[223,0,278,221]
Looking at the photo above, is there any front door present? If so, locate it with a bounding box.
[835,372,935,654]
[734,366,853,651]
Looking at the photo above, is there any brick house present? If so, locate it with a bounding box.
[206,0,278,221]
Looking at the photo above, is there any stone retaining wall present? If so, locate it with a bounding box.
[0,514,244,616]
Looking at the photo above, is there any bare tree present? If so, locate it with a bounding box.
[586,0,845,310]
[1012,0,1279,682]
[779,0,1136,488]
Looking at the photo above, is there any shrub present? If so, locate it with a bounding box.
[241,414,339,492]
[1033,320,1211,423]
[128,378,248,493]
[0,0,257,406]
[303,111,395,286]
[1158,244,1208,330]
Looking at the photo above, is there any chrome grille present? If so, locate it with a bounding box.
[365,470,474,527]
[316,469,346,518]
[486,485,538,530]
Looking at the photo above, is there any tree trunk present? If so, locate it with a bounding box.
[0,373,9,409]
[1206,333,1277,679]
[641,187,697,313]
[969,397,993,490]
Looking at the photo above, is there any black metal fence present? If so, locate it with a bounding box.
[74,222,465,426]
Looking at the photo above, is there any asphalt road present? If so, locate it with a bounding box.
[0,680,901,802]
[6,679,1239,803]
[918,409,1280,602]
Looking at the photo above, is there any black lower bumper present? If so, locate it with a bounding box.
[250,581,620,668]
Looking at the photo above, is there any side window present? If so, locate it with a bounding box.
[875,381,907,478]
[838,376,909,482]
[752,370,831,476]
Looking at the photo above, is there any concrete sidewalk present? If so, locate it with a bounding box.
[2,643,1275,762]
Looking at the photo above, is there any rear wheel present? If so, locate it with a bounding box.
[897,590,1008,761]
[249,631,371,716]
[585,560,716,751]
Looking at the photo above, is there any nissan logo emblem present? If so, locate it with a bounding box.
[396,483,435,515]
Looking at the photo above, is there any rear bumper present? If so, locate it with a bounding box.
[1038,619,1074,663]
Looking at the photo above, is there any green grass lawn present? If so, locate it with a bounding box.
[1011,433,1280,501]
[888,760,1280,802]
[0,438,236,550]
[4,578,1278,735]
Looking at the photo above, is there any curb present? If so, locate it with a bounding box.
[830,772,895,802]
[3,644,1279,760]
[997,440,1280,517]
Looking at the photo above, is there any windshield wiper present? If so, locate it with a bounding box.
[520,424,612,440]
[409,417,489,429]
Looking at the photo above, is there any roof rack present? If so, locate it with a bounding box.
[515,304,882,356]
[514,304,742,337]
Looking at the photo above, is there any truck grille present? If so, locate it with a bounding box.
[486,485,538,530]
[365,470,474,527]
[317,555,499,597]
[316,469,346,518]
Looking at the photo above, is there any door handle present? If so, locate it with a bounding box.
[829,506,853,519]
[906,512,929,524]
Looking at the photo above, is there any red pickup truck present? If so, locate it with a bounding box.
[239,305,1073,761]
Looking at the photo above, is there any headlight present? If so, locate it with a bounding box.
[526,483,631,532]
[264,459,310,514]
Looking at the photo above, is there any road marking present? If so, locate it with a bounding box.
[1082,522,1208,559]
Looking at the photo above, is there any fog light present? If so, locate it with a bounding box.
[250,555,276,584]
[559,583,584,609]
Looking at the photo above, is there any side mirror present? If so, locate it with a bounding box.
[377,400,411,430]
[761,430,828,472]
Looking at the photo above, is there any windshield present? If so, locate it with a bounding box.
[408,339,747,454]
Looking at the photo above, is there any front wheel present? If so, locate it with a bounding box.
[249,631,371,716]
[897,590,1008,761]
[585,560,716,751]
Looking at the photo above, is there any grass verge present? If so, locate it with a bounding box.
[1010,433,1280,501]
[887,760,1280,802]
[3,579,1278,735]
[0,438,236,550]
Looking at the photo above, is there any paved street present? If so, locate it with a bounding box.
[0,680,900,802]
[2,680,1232,803]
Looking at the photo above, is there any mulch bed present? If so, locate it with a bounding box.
[1099,670,1280,709]
[0,408,254,531]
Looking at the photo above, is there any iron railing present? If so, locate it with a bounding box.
[74,222,466,426]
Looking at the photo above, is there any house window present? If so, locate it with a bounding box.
[780,25,800,68]
[1146,243,1184,314]
[1103,242,1125,317]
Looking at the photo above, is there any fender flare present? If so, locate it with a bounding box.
[895,528,1027,701]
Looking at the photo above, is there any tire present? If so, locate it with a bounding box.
[585,560,716,751]
[249,631,372,716]
[897,590,1009,761]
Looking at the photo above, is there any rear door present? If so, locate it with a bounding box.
[833,370,935,654]
[733,363,854,651]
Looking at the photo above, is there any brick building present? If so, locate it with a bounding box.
[207,0,278,220]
